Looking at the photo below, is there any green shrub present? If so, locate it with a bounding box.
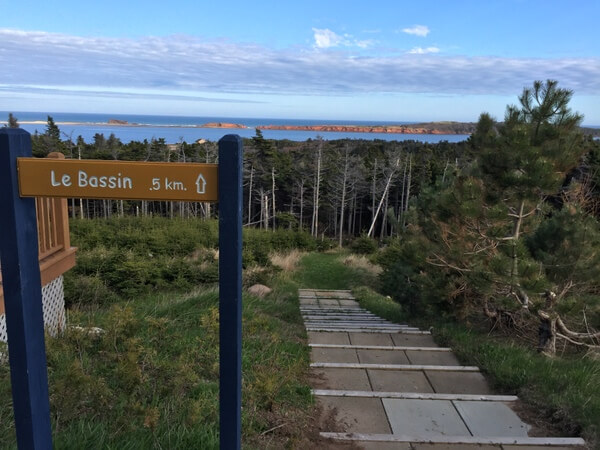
[350,235,378,254]
[63,273,119,307]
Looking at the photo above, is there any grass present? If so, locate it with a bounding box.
[293,250,378,290]
[352,286,406,325]
[0,218,328,449]
[0,284,315,449]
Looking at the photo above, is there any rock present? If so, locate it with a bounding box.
[108,119,128,125]
[247,284,272,298]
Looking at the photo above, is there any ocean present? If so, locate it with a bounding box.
[4,111,470,144]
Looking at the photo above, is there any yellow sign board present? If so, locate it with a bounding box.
[17,158,218,201]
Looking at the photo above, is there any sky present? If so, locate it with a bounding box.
[1,0,599,124]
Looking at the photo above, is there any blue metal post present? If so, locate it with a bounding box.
[218,134,243,450]
[0,129,53,449]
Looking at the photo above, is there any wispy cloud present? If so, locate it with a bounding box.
[312,28,375,49]
[0,84,265,103]
[313,28,345,49]
[1,29,599,99]
[408,46,440,54]
[402,25,430,37]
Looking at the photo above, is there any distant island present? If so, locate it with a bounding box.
[257,121,476,135]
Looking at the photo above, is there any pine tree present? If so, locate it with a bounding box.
[401,80,591,322]
[6,113,19,128]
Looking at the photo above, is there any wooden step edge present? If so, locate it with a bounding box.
[306,327,430,335]
[311,362,479,372]
[319,432,586,447]
[309,344,451,351]
[312,389,518,402]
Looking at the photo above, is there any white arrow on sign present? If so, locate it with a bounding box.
[195,174,207,194]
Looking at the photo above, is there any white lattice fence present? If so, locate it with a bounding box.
[0,276,65,343]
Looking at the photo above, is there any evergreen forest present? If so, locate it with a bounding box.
[18,80,600,354]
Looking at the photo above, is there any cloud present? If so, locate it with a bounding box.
[312,28,374,49]
[0,84,265,103]
[402,25,430,37]
[313,28,345,48]
[408,46,440,54]
[0,29,599,99]
[355,39,376,49]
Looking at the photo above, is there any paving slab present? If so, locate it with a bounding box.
[367,369,434,392]
[320,299,341,306]
[312,368,372,390]
[382,398,471,436]
[318,396,391,433]
[299,292,317,296]
[299,298,318,305]
[317,290,353,298]
[426,371,492,395]
[391,333,438,347]
[501,446,577,450]
[406,350,462,366]
[339,299,360,306]
[349,332,395,346]
[356,442,413,449]
[311,347,359,363]
[454,401,530,437]
[308,331,350,345]
[412,444,500,449]
[357,349,410,365]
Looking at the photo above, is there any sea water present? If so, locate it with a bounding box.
[4,111,470,144]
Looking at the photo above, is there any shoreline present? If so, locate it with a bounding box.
[18,120,474,135]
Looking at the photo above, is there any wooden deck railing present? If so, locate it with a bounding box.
[0,152,77,314]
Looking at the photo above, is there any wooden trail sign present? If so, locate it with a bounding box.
[1,129,243,450]
[18,158,218,202]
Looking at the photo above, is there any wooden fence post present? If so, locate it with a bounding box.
[218,135,243,450]
[0,128,53,449]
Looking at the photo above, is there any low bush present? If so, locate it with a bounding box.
[350,235,378,254]
[65,218,320,305]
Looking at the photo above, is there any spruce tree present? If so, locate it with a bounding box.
[6,113,19,128]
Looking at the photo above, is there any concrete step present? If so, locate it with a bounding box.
[320,433,586,447]
[304,323,417,330]
[313,389,518,402]
[311,362,480,371]
[306,327,430,334]
[309,344,453,352]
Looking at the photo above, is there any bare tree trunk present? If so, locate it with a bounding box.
[403,154,412,229]
[371,159,377,226]
[441,158,450,184]
[298,180,304,231]
[272,167,276,231]
[367,158,399,238]
[338,146,349,247]
[247,165,254,226]
[264,194,270,230]
[311,141,323,237]
[379,190,389,240]
[510,200,529,308]
[399,157,407,228]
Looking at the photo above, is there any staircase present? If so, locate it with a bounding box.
[300,289,586,449]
